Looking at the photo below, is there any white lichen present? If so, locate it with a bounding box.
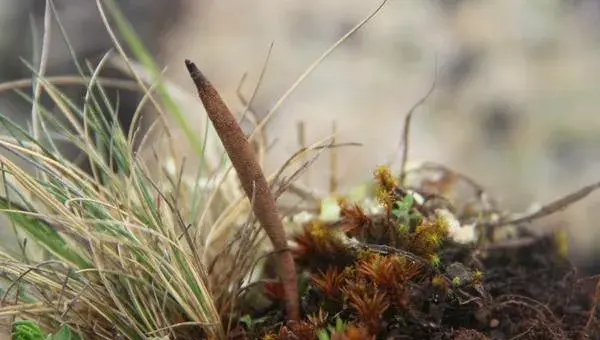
[436,208,477,244]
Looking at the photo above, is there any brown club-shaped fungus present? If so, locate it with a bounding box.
[185,60,299,320]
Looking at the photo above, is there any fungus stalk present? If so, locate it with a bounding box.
[185,60,299,320]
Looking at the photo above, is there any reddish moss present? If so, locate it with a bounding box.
[278,321,316,340]
[331,323,375,340]
[293,221,353,270]
[312,266,349,300]
[343,283,390,335]
[339,200,372,236]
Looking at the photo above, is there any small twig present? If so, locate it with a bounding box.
[272,141,361,200]
[487,181,600,228]
[273,147,331,200]
[408,161,499,211]
[350,242,430,269]
[583,275,600,332]
[398,59,438,184]
[185,60,299,320]
[330,121,338,193]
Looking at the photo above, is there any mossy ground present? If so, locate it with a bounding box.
[223,167,600,340]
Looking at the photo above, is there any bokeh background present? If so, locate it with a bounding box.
[1,0,600,271]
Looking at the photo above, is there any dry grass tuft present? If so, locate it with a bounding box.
[0,0,392,338]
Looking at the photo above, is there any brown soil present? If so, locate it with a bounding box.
[231,236,599,339]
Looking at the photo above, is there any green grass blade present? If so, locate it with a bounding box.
[0,197,92,269]
[102,0,205,157]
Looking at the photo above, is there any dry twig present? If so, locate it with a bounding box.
[398,61,437,184]
[487,181,600,228]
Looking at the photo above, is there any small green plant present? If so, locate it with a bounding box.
[391,193,422,232]
[11,320,81,340]
[11,320,44,340]
[315,317,346,340]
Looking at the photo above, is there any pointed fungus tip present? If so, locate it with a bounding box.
[184,59,204,81]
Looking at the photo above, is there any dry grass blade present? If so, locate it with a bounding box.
[0,2,260,339]
[0,76,142,94]
[296,121,308,186]
[0,138,225,338]
[248,0,390,143]
[198,138,361,271]
[0,9,230,339]
[95,0,171,139]
[272,141,362,200]
[398,64,437,184]
[185,60,299,321]
[30,0,52,146]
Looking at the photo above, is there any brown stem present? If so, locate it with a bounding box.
[184,60,299,320]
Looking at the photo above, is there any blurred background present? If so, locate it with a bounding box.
[1,0,600,270]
